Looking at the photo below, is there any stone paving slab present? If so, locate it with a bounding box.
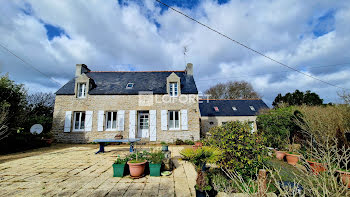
[0,144,196,196]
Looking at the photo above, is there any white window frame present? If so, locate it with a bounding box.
[232,106,237,111]
[77,83,86,98]
[249,106,255,111]
[105,111,118,131]
[73,112,85,131]
[169,82,178,97]
[249,121,255,133]
[168,110,180,130]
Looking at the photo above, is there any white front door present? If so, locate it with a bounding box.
[138,111,149,138]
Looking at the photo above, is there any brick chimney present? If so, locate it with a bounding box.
[185,63,193,75]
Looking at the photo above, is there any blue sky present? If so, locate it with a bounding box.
[43,23,70,41]
[0,0,350,105]
[313,9,335,37]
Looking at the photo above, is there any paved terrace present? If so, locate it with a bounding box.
[0,144,196,197]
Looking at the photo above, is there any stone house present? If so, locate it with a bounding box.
[199,99,268,135]
[52,63,200,143]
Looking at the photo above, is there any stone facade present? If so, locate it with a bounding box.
[52,94,200,143]
[200,116,257,136]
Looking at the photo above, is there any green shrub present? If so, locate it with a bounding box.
[175,139,195,145]
[204,121,268,179]
[256,107,298,150]
[148,150,165,164]
[175,138,184,145]
[128,150,149,163]
[184,140,195,145]
[114,155,129,164]
[211,173,235,193]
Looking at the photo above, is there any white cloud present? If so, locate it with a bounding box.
[0,0,349,105]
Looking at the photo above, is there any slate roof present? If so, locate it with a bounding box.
[56,71,198,95]
[199,99,269,116]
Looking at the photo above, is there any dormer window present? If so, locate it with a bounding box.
[169,82,178,97]
[126,83,134,89]
[214,106,219,112]
[249,106,255,111]
[232,106,237,111]
[77,83,86,98]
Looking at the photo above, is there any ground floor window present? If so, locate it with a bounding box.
[74,112,85,131]
[249,121,255,133]
[169,110,180,130]
[106,111,117,130]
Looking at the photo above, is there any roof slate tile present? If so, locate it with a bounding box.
[55,71,198,95]
[199,99,268,116]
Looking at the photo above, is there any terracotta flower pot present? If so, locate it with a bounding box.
[285,153,300,166]
[127,160,147,178]
[195,142,203,147]
[337,170,350,188]
[275,151,286,160]
[307,161,327,175]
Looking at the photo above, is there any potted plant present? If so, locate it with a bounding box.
[195,170,212,197]
[195,141,203,147]
[161,141,168,152]
[285,151,301,166]
[113,155,129,177]
[192,141,203,151]
[127,150,148,178]
[306,158,327,175]
[336,169,350,188]
[148,150,165,177]
[180,146,221,196]
[275,150,286,160]
[285,144,301,166]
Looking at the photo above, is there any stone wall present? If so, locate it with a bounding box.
[200,116,257,136]
[52,94,200,143]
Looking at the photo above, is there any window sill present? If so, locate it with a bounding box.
[105,129,117,131]
[168,128,180,131]
[72,129,85,132]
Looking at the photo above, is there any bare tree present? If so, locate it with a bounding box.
[338,91,350,104]
[204,81,261,99]
[26,92,55,116]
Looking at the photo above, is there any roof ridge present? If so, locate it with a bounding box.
[89,70,185,73]
[199,98,262,101]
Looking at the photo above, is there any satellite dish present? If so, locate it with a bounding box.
[30,124,43,134]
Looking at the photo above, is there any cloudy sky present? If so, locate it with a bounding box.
[1,0,350,105]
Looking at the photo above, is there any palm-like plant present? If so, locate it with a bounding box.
[181,146,222,193]
[181,146,222,168]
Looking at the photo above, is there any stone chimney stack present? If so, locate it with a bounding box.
[185,63,193,75]
[75,64,90,77]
